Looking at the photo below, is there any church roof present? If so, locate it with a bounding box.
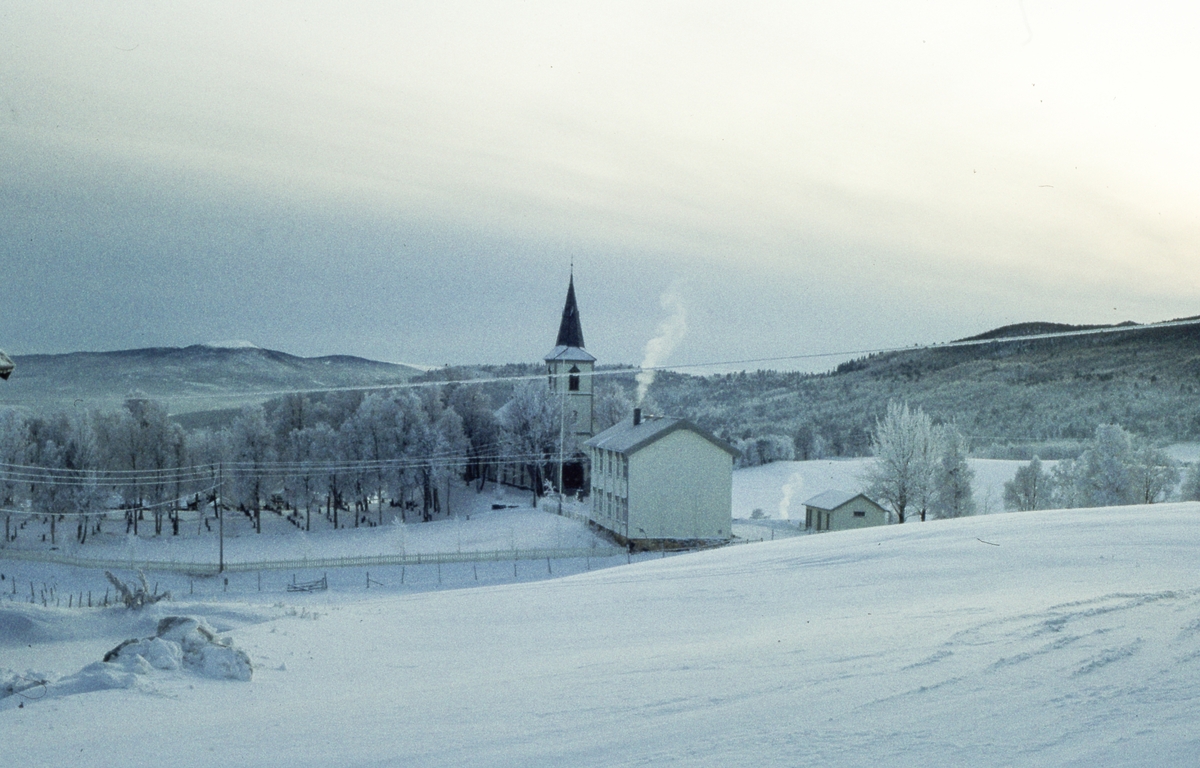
[555,276,586,348]
[586,415,738,458]
[545,345,596,363]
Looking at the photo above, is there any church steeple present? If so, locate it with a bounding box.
[545,272,596,447]
[555,274,586,349]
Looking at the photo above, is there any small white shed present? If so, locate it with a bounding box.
[586,410,736,547]
[804,490,890,532]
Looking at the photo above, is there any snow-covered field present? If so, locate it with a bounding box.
[730,457,1030,542]
[732,457,1027,521]
[8,459,1200,766]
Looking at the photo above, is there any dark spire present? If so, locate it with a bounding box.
[555,274,586,348]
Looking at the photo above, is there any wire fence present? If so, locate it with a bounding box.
[0,545,628,575]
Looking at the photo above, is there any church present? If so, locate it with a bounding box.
[538,274,735,546]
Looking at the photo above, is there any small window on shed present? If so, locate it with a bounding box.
[853,510,866,517]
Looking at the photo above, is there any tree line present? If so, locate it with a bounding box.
[859,400,1193,523]
[1002,424,1192,511]
[0,379,635,545]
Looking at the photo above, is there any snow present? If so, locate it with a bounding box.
[201,340,260,349]
[6,464,1200,765]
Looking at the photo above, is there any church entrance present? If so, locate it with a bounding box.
[562,460,586,495]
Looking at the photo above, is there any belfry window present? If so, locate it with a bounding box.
[568,365,580,391]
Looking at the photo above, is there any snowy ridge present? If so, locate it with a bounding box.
[4,503,1200,765]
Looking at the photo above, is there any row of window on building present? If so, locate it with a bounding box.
[593,491,629,525]
[594,448,628,480]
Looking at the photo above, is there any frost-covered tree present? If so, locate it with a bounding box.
[280,426,325,531]
[864,401,939,524]
[735,434,797,468]
[1004,456,1052,511]
[447,386,501,488]
[499,381,563,505]
[183,428,229,533]
[1046,425,1168,508]
[343,393,406,524]
[1050,458,1085,508]
[1078,424,1135,507]
[1130,440,1179,504]
[0,409,28,542]
[909,424,947,523]
[932,426,975,519]
[95,394,180,534]
[61,409,106,544]
[307,422,346,528]
[229,405,276,532]
[593,381,634,433]
[1181,461,1200,502]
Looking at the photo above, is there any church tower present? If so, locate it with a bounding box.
[545,273,596,443]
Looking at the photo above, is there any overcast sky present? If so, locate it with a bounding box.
[3,2,1198,372]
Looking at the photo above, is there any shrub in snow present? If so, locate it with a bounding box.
[104,570,171,609]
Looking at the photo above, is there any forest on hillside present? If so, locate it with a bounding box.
[576,320,1200,461]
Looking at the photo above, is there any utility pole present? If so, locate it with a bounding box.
[557,371,566,516]
[216,462,225,573]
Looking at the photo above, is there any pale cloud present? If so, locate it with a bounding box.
[2,2,1198,365]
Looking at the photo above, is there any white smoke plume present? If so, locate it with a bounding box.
[778,472,803,521]
[636,288,687,405]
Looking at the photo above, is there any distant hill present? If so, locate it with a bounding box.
[0,344,422,422]
[6,317,1200,454]
[644,316,1200,456]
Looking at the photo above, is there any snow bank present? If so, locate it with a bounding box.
[105,616,252,682]
[1,614,252,712]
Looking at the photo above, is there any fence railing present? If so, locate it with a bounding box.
[0,546,628,575]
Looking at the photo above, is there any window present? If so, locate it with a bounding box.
[853,510,866,518]
[568,365,580,391]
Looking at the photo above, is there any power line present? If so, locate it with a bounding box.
[2,316,1196,490]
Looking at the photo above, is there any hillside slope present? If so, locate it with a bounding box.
[648,317,1200,453]
[5,504,1200,766]
[0,345,421,417]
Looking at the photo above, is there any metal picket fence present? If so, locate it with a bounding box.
[0,545,627,576]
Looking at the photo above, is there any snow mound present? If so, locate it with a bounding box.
[0,614,253,711]
[106,616,253,682]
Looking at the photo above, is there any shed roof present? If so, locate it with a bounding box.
[804,490,879,512]
[585,415,738,458]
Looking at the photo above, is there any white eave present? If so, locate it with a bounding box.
[544,345,596,363]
